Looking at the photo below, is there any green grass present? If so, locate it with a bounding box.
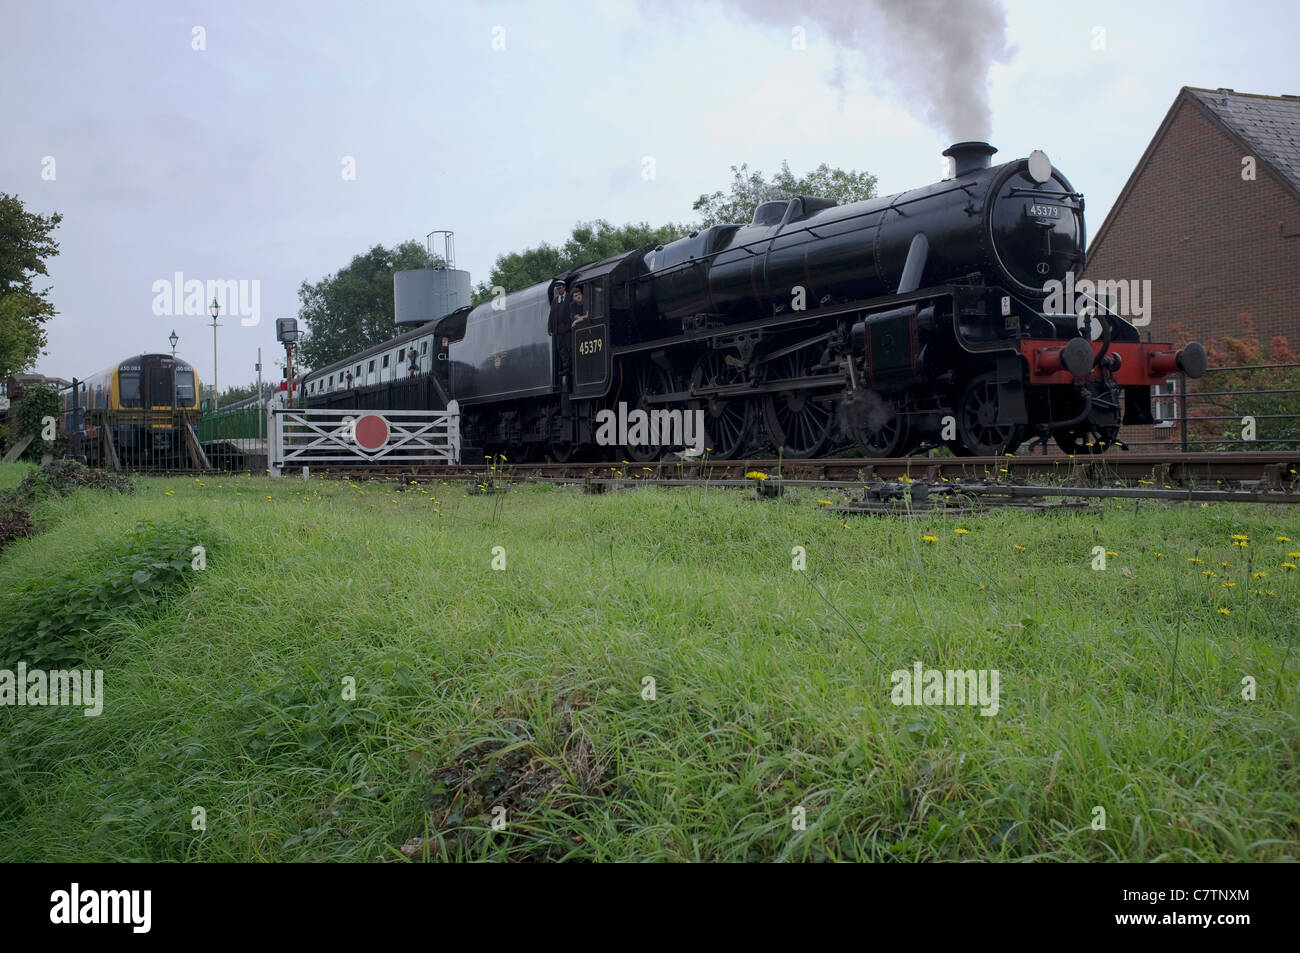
[0,470,1296,861]
[0,461,34,491]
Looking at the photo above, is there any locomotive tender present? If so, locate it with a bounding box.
[318,141,1208,461]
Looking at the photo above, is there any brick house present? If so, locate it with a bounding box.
[1080,86,1300,447]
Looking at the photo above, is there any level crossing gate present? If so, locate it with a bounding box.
[268,402,460,474]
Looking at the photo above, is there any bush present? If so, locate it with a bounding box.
[14,382,62,460]
[1196,323,1300,451]
[7,458,134,503]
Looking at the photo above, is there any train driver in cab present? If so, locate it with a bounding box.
[570,286,587,327]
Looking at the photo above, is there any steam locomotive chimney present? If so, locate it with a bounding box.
[943,141,998,177]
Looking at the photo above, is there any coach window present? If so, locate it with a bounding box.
[356,365,362,380]
[422,341,428,355]
[382,355,389,368]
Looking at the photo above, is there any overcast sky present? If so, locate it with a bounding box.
[4,0,1297,385]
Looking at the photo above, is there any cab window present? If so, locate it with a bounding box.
[118,370,142,407]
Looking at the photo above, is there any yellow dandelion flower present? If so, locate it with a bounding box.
[1222,582,1236,589]
[1217,607,1231,615]
[1220,562,1231,569]
[1231,534,1249,541]
[1188,558,1202,564]
[1276,536,1291,542]
[164,490,174,496]
[1106,551,1117,557]
[745,471,768,481]
[1014,544,1026,552]
[817,498,833,505]
[1234,540,1248,548]
[1154,552,1164,559]
[1253,572,1266,579]
[1202,570,1216,577]
[955,528,969,535]
[922,535,938,543]
[1290,552,1300,559]
[1284,563,1297,571]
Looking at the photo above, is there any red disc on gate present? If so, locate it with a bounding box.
[354,414,389,451]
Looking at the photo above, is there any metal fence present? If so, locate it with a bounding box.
[61,408,210,471]
[1117,362,1300,451]
[197,403,268,471]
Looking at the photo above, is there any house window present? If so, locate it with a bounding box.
[1153,378,1177,428]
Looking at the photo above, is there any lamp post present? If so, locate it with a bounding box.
[209,297,221,410]
[169,329,178,357]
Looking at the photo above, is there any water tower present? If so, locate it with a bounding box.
[394,230,472,327]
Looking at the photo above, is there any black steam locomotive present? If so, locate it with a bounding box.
[433,142,1206,460]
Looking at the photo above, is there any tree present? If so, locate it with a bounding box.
[297,240,439,371]
[217,382,275,408]
[472,220,690,303]
[0,193,62,380]
[692,161,878,228]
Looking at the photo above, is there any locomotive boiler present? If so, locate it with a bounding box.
[433,142,1207,461]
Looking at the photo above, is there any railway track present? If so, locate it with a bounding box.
[289,450,1300,491]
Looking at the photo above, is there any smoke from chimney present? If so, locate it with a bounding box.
[715,0,1013,141]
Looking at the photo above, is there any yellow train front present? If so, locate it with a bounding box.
[64,353,202,468]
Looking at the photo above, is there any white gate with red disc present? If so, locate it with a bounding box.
[269,401,460,473]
